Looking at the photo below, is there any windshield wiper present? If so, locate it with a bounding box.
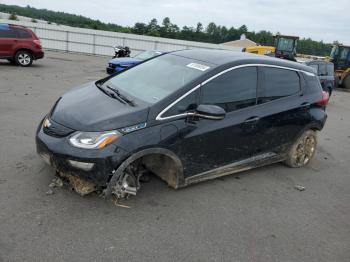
[96,82,127,104]
[106,85,135,106]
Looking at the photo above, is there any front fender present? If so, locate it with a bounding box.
[105,147,184,197]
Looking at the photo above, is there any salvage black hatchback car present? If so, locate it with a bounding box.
[36,49,328,198]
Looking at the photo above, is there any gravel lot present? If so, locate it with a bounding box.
[0,51,350,262]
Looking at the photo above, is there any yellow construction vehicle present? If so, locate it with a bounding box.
[329,44,350,89]
[244,35,299,61]
[243,45,275,55]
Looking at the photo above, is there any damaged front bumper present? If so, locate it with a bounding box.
[36,122,128,194]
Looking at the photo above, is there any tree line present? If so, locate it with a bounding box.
[0,4,334,56]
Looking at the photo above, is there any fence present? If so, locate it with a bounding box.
[1,19,242,56]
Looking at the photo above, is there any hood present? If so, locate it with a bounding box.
[109,57,141,65]
[50,82,149,132]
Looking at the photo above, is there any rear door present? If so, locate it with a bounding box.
[0,26,18,57]
[254,66,306,154]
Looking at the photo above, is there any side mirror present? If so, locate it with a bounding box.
[194,104,226,120]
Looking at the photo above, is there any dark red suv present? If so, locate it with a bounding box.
[0,23,44,67]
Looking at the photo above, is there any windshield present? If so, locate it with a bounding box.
[340,48,350,60]
[276,38,296,52]
[134,50,162,61]
[103,54,211,104]
[330,46,338,59]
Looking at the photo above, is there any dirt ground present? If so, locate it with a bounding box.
[0,51,349,262]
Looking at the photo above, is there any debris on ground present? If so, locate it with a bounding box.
[294,185,306,191]
[36,216,43,226]
[104,246,115,252]
[112,198,131,209]
[58,172,96,196]
[49,177,63,188]
[46,189,55,195]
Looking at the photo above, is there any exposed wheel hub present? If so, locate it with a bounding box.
[111,165,142,199]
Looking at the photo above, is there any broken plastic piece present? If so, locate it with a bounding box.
[294,185,306,191]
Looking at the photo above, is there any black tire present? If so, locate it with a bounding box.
[284,130,317,168]
[15,50,33,67]
[343,75,350,89]
[334,76,340,88]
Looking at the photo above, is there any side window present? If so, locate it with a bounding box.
[259,67,300,103]
[162,89,199,117]
[309,64,318,74]
[326,64,334,76]
[0,28,17,38]
[201,67,257,112]
[17,29,32,39]
[318,63,327,76]
[303,73,322,94]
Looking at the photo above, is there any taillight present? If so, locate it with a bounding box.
[33,39,41,48]
[316,91,329,106]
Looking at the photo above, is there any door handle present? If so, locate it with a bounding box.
[244,116,260,123]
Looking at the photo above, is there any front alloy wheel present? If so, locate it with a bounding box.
[15,51,33,67]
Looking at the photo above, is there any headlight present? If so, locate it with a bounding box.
[69,131,121,149]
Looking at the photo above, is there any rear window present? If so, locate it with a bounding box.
[326,64,334,75]
[303,73,322,94]
[259,67,300,103]
[17,29,32,39]
[0,28,17,38]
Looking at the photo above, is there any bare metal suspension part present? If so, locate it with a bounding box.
[111,163,144,199]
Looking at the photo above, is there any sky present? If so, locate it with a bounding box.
[1,0,349,44]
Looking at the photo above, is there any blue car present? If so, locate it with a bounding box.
[106,50,165,74]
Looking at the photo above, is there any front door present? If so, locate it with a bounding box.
[168,66,262,177]
[0,26,17,57]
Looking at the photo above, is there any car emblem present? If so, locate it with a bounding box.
[43,118,51,128]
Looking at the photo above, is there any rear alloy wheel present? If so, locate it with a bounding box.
[285,130,317,168]
[15,51,33,67]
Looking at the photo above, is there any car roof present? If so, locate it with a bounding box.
[305,60,333,65]
[0,23,28,30]
[170,49,315,73]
